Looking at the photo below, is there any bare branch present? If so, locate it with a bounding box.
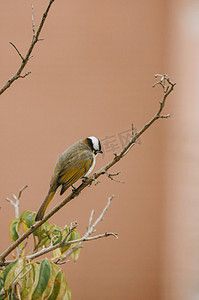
[0,0,55,96]
[6,186,28,258]
[0,75,176,263]
[54,196,117,264]
[88,209,95,230]
[105,170,124,183]
[17,185,28,200]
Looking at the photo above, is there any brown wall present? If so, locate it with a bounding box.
[0,1,197,299]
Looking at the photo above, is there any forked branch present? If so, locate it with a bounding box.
[0,0,55,96]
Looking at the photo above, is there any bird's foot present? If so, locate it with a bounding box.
[82,176,92,187]
[82,176,88,184]
[72,185,77,192]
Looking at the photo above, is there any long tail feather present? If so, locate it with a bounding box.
[35,190,56,221]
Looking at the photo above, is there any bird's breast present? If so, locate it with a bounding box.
[84,155,96,177]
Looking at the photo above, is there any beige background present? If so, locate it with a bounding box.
[0,1,199,299]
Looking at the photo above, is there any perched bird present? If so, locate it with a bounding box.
[35,136,103,221]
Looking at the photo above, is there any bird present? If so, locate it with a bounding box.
[35,136,103,221]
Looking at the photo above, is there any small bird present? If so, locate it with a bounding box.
[35,136,103,221]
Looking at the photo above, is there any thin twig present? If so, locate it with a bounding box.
[9,42,24,61]
[88,209,95,230]
[0,0,55,96]
[105,170,124,183]
[18,185,28,200]
[18,72,31,79]
[32,5,36,38]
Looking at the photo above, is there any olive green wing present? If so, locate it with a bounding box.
[57,150,94,195]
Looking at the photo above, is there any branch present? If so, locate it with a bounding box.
[0,75,176,263]
[104,170,124,183]
[0,0,55,96]
[6,186,28,258]
[54,195,117,264]
[6,185,28,219]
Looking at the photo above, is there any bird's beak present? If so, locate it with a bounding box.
[99,150,103,154]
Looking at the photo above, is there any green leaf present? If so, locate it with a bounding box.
[3,260,18,286]
[43,262,59,299]
[37,222,55,243]
[70,229,81,262]
[21,210,40,236]
[52,248,63,260]
[32,259,51,300]
[20,263,34,299]
[20,210,28,220]
[22,211,36,228]
[0,270,4,292]
[29,262,40,298]
[58,271,71,300]
[4,259,25,292]
[51,228,62,246]
[9,219,21,242]
[48,271,62,300]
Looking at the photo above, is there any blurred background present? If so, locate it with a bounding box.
[0,0,198,299]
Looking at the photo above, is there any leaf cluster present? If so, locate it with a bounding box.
[9,211,81,262]
[0,258,71,299]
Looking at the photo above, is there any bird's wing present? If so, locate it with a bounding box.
[57,149,94,195]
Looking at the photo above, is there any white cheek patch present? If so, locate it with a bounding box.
[88,136,99,152]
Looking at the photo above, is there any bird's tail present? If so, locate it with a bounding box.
[35,190,56,221]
